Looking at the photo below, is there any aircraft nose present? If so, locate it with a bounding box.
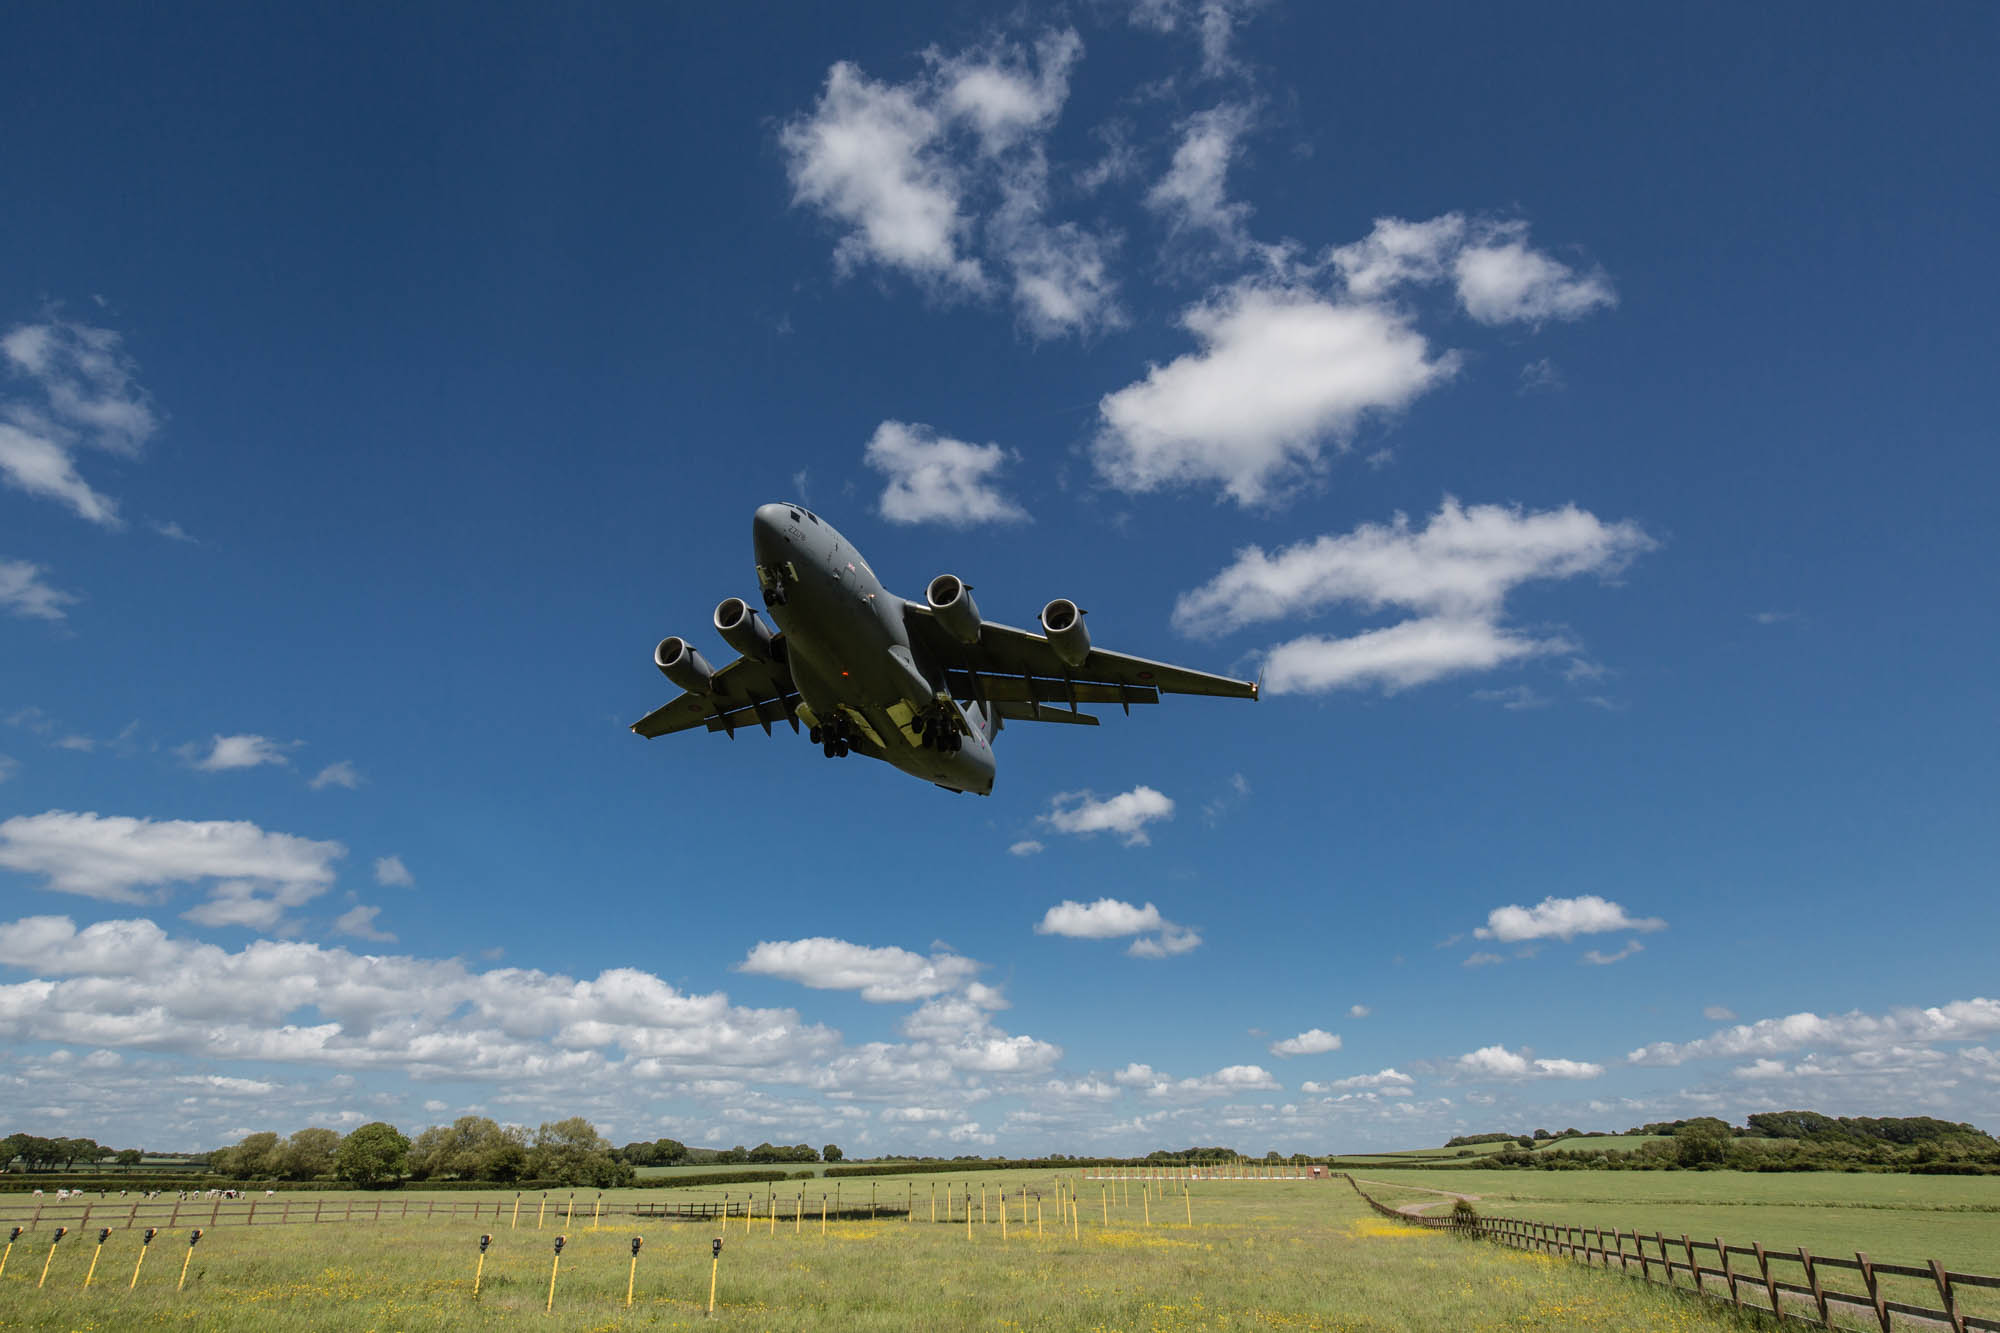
[753,503,791,557]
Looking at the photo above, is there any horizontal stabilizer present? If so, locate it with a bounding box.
[995,701,1099,726]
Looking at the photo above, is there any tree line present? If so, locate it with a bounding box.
[1440,1110,1999,1173]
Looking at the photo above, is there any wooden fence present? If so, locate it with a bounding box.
[0,1192,903,1233]
[1342,1174,1999,1332]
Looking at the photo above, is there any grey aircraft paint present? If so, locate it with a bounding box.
[631,503,1257,795]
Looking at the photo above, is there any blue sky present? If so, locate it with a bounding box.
[2,1,1996,1154]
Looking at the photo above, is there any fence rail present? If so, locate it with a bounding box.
[1342,1174,1997,1333]
[0,1193,908,1232]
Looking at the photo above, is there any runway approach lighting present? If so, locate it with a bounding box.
[131,1228,158,1289]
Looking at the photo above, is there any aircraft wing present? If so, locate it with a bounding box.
[630,654,802,739]
[903,601,1257,712]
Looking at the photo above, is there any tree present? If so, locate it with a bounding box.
[821,1144,843,1163]
[411,1117,527,1182]
[1674,1122,1730,1169]
[280,1128,342,1180]
[115,1149,143,1167]
[211,1132,282,1179]
[335,1123,410,1186]
[527,1118,631,1187]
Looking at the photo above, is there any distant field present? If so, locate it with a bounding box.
[1346,1166,2000,1276]
[0,1170,1761,1331]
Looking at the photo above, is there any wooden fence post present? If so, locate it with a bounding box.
[1656,1234,1673,1287]
[1717,1237,1738,1309]
[1799,1247,1828,1325]
[1856,1253,1891,1333]
[1755,1242,1777,1316]
[1637,1227,1650,1282]
[1683,1235,1699,1293]
[1930,1258,1966,1333]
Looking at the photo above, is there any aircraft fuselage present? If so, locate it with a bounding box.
[752,502,996,794]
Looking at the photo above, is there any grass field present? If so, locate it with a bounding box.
[0,1171,1766,1331]
[1345,1166,2000,1324]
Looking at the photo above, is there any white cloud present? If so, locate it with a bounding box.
[1120,1062,1281,1099]
[1127,0,1270,79]
[1454,1045,1602,1080]
[1581,940,1644,965]
[373,856,414,888]
[1627,998,2000,1067]
[1329,214,1615,325]
[1125,925,1202,958]
[1094,284,1454,506]
[864,421,1028,525]
[309,761,363,791]
[1269,1028,1341,1057]
[780,62,982,292]
[1174,498,1655,637]
[1263,617,1565,695]
[333,904,395,943]
[1036,897,1199,959]
[1146,104,1257,249]
[0,558,79,621]
[0,811,343,906]
[1036,898,1165,938]
[0,755,16,783]
[0,319,158,526]
[182,733,296,772]
[780,31,1121,338]
[1476,895,1666,943]
[1473,685,1550,711]
[1305,1068,1413,1093]
[1455,224,1615,325]
[1007,840,1044,857]
[1462,952,1505,967]
[738,937,980,1003]
[1038,786,1174,845]
[1702,1005,1737,1022]
[1348,1004,1371,1018]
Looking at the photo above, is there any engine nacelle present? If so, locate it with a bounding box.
[926,574,982,645]
[654,636,715,693]
[713,597,775,660]
[1040,598,1091,668]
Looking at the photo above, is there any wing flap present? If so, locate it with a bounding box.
[944,669,1157,707]
[631,652,799,739]
[994,701,1100,726]
[908,601,1257,701]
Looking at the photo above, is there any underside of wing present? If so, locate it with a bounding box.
[907,601,1257,712]
[631,654,801,739]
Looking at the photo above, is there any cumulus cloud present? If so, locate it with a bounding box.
[1305,1068,1413,1092]
[1175,498,1654,637]
[739,937,981,1003]
[1476,895,1666,943]
[1036,897,1200,959]
[181,733,297,773]
[1038,786,1174,845]
[1348,1004,1371,1019]
[333,904,395,943]
[1627,998,2000,1067]
[1146,104,1258,251]
[1093,284,1454,506]
[1702,1005,1737,1022]
[373,856,414,888]
[1117,1061,1280,1099]
[309,761,363,791]
[1128,0,1270,77]
[1175,498,1654,695]
[864,421,1028,525]
[780,31,1122,337]
[1454,1045,1603,1080]
[1581,940,1644,965]
[0,811,344,907]
[1007,840,1044,857]
[0,319,159,526]
[1269,1028,1341,1057]
[0,558,79,621]
[1330,214,1615,325]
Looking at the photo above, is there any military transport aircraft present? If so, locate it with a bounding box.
[632,503,1258,794]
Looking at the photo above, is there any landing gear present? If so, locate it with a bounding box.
[817,716,855,758]
[919,714,963,753]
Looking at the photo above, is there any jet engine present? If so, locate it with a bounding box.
[926,574,982,644]
[1040,598,1091,668]
[654,636,715,693]
[713,597,775,660]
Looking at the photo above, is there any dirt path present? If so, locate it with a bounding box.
[1347,1177,1482,1219]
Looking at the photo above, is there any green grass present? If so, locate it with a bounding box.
[0,1171,1765,1331]
[1345,1166,2000,1325]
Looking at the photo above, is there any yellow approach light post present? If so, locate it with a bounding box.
[707,1236,722,1317]
[38,1226,66,1290]
[176,1229,202,1293]
[1,1225,20,1280]
[473,1234,491,1298]
[130,1227,158,1289]
[546,1235,566,1314]
[594,1194,602,1227]
[83,1227,110,1289]
[1185,1189,1192,1227]
[537,1193,548,1230]
[626,1236,643,1307]
[511,1193,522,1230]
